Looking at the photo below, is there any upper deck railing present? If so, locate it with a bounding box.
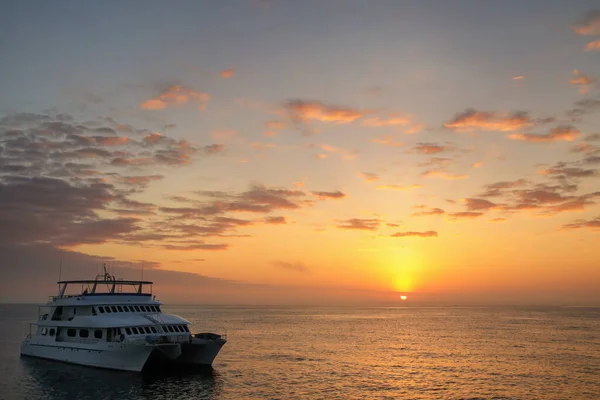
[53,265,153,300]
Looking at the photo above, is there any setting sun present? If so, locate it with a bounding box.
[400,295,408,301]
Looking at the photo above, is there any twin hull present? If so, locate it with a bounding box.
[20,338,226,372]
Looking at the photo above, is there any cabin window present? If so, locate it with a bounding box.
[143,327,150,334]
[157,306,161,312]
[67,329,76,337]
[94,330,103,339]
[123,306,130,312]
[41,328,48,336]
[134,306,140,312]
[180,326,185,332]
[125,328,132,335]
[175,326,181,332]
[98,306,105,313]
[132,327,139,334]
[184,325,190,332]
[110,306,117,313]
[105,307,112,313]
[117,306,123,312]
[80,329,89,338]
[151,327,157,333]
[146,306,152,312]
[152,306,158,312]
[49,328,56,335]
[169,326,175,333]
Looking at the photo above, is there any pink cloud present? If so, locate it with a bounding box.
[140,85,210,110]
[219,68,235,78]
[508,126,580,143]
[390,230,438,238]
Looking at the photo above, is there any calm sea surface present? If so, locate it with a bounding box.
[0,304,599,399]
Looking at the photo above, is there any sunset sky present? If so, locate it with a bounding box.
[1,1,600,305]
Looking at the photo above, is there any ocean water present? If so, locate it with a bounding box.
[0,304,599,400]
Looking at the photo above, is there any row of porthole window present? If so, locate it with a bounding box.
[97,305,160,314]
[41,327,103,339]
[125,325,189,335]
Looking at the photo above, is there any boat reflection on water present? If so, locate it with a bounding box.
[20,357,224,400]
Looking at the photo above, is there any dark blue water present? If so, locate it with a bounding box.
[1,304,599,399]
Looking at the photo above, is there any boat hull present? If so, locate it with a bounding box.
[20,340,154,372]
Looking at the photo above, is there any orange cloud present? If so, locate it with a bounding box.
[361,114,411,127]
[508,126,580,143]
[404,124,426,134]
[337,218,380,230]
[585,40,600,51]
[376,184,421,191]
[310,143,357,159]
[370,135,403,147]
[444,109,532,132]
[422,169,468,180]
[359,172,380,183]
[512,76,525,80]
[411,142,453,154]
[561,216,600,230]
[264,120,286,136]
[572,9,600,35]
[140,85,210,110]
[311,191,346,200]
[464,198,497,211]
[284,100,365,124]
[390,230,437,238]
[569,70,596,94]
[264,216,287,225]
[472,161,483,168]
[220,68,235,78]
[448,211,484,219]
[412,205,445,216]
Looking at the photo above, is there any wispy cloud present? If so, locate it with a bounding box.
[572,9,600,36]
[444,109,532,132]
[412,205,445,216]
[390,230,438,238]
[569,70,596,95]
[265,216,287,224]
[284,99,366,124]
[508,126,580,143]
[410,142,453,154]
[376,184,421,191]
[448,211,484,220]
[585,40,600,51]
[370,135,403,147]
[272,261,309,273]
[422,169,468,180]
[359,172,380,183]
[219,68,235,78]
[337,218,380,230]
[140,84,210,110]
[561,216,600,230]
[311,190,346,200]
[361,114,410,127]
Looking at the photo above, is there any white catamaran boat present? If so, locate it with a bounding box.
[21,267,226,372]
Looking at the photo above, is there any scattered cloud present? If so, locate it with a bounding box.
[311,190,346,200]
[265,216,287,224]
[410,142,453,154]
[464,198,498,211]
[390,230,438,238]
[572,9,600,36]
[370,135,403,147]
[412,205,445,216]
[508,125,580,143]
[448,211,484,219]
[512,76,525,80]
[585,40,600,51]
[561,216,600,230]
[219,68,235,78]
[376,184,421,191]
[264,120,286,136]
[422,169,468,180]
[284,99,366,124]
[272,261,309,273]
[472,161,483,168]
[337,218,380,231]
[361,114,410,127]
[359,172,380,183]
[444,109,532,132]
[569,70,596,95]
[140,84,210,110]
